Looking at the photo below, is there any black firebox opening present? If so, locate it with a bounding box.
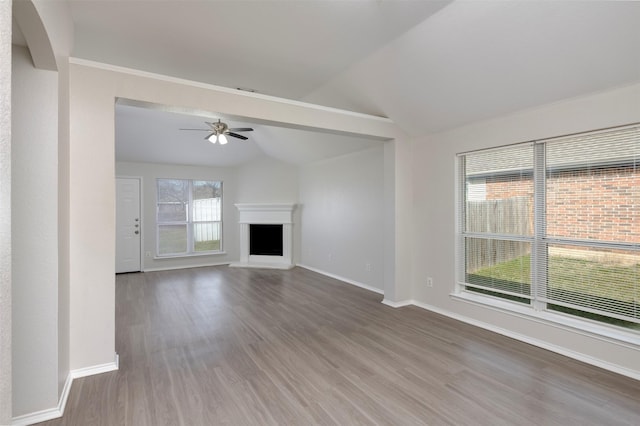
[249,224,283,256]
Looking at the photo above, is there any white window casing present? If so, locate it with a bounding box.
[456,124,640,332]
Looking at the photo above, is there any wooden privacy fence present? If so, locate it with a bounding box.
[466,197,532,273]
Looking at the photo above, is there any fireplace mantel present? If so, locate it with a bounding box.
[230,203,296,269]
[235,203,296,225]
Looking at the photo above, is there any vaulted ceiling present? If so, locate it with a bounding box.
[115,103,383,167]
[304,1,640,135]
[70,0,450,101]
[20,1,640,166]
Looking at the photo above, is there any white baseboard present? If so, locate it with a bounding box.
[70,353,119,379]
[12,354,119,425]
[143,261,231,272]
[12,406,63,426]
[12,375,72,425]
[381,298,413,308]
[297,264,384,295]
[229,262,294,270]
[385,299,640,382]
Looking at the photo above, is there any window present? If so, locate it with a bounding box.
[156,179,222,256]
[457,125,640,331]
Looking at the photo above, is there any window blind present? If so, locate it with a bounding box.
[539,125,640,324]
[458,124,640,327]
[460,144,534,302]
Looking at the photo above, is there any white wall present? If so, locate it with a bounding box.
[11,45,60,416]
[0,1,12,422]
[31,0,73,63]
[9,2,74,420]
[383,141,396,301]
[411,82,640,377]
[56,56,70,401]
[236,156,301,263]
[116,156,301,271]
[299,146,385,291]
[236,156,298,204]
[21,0,75,403]
[68,60,400,372]
[115,161,239,271]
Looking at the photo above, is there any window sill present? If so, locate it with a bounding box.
[450,290,640,349]
[154,251,227,260]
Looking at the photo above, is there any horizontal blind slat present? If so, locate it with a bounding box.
[460,123,640,327]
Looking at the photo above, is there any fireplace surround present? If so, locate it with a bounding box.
[229,203,296,269]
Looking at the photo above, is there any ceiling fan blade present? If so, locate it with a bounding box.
[179,128,210,131]
[227,132,248,140]
[228,127,253,132]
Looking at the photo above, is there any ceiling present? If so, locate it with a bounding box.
[18,1,640,166]
[69,0,445,167]
[115,103,383,167]
[69,0,449,101]
[304,1,640,134]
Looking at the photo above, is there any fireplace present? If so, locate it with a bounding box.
[230,203,296,269]
[250,224,284,256]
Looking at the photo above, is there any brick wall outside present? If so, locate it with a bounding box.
[485,175,534,201]
[483,165,640,244]
[547,166,639,244]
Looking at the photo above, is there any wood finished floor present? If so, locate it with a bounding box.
[39,266,640,425]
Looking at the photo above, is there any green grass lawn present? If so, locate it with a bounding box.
[468,254,640,330]
[158,227,188,254]
[158,226,220,254]
[195,240,220,252]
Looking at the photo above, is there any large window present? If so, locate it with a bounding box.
[457,125,640,331]
[156,179,222,256]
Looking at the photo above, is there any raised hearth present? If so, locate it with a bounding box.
[229,203,296,269]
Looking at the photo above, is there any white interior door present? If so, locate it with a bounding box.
[116,177,141,273]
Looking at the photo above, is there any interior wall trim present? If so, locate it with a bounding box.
[70,354,119,380]
[143,261,232,273]
[69,57,395,125]
[384,299,640,382]
[10,353,119,426]
[11,354,119,425]
[381,299,412,308]
[297,264,384,295]
[11,403,63,426]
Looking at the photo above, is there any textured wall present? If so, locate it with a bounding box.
[12,44,60,417]
[299,147,385,290]
[412,82,640,378]
[0,1,12,423]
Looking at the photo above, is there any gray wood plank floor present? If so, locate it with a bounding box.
[39,266,640,425]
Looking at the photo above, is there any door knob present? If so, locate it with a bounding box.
[135,230,139,234]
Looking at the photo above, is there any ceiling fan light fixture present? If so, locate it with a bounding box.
[181,119,253,145]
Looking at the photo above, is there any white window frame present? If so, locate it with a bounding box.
[454,124,640,342]
[156,179,223,257]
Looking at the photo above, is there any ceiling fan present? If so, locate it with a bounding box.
[180,119,253,145]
